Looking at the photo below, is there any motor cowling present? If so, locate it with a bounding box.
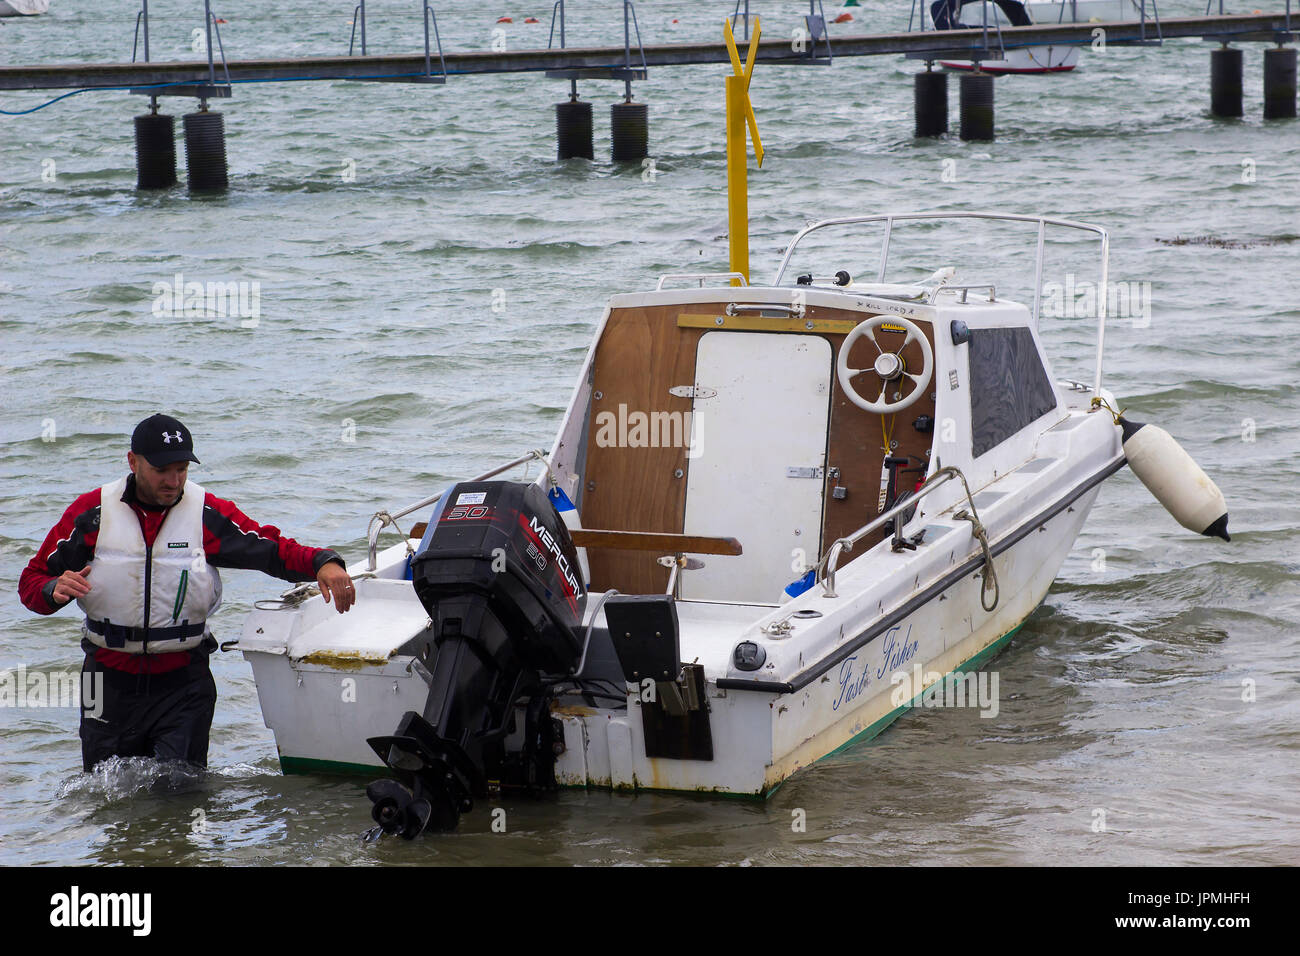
[365,480,587,838]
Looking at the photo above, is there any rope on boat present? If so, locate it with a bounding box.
[369,509,418,560]
[252,571,375,611]
[522,448,562,493]
[1089,395,1127,424]
[954,508,999,612]
[252,587,318,610]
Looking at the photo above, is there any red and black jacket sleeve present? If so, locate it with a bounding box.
[201,493,345,580]
[18,489,103,615]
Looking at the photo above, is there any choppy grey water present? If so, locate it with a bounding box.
[2,0,1298,866]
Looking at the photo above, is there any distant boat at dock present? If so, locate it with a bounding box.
[929,0,1153,73]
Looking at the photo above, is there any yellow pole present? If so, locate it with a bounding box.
[724,18,763,287]
[726,73,748,285]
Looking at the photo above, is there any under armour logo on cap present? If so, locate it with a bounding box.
[132,414,201,467]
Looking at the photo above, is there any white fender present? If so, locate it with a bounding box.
[1120,418,1230,541]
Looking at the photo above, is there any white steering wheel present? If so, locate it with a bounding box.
[836,316,934,414]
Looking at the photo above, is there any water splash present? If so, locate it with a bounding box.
[56,756,210,803]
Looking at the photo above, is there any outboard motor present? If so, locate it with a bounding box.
[365,480,586,838]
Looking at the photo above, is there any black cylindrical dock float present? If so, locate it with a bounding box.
[959,73,994,141]
[134,112,177,190]
[556,99,594,160]
[183,109,228,193]
[610,101,649,163]
[1263,47,1297,119]
[1211,46,1244,118]
[914,71,948,138]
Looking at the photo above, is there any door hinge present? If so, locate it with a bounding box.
[669,385,717,400]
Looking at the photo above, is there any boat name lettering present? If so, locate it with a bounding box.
[875,624,919,681]
[832,655,872,712]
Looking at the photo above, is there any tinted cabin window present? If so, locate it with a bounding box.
[968,327,1057,457]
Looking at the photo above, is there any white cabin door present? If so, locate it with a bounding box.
[681,331,831,603]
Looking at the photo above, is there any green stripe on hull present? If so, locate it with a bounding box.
[556,781,766,800]
[280,755,383,777]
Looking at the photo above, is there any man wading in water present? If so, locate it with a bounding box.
[18,413,356,772]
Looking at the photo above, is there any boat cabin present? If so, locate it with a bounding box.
[548,216,1076,606]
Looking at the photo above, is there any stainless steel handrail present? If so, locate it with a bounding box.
[348,1,368,56]
[656,272,748,290]
[770,212,1110,394]
[132,0,151,63]
[726,301,805,318]
[816,465,982,598]
[548,0,565,49]
[365,450,550,570]
[944,283,997,303]
[422,3,448,82]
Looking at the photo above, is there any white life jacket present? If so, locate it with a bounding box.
[77,476,222,654]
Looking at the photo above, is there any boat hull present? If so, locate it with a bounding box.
[551,484,1103,797]
[244,650,430,775]
[244,484,1102,790]
[940,46,1079,74]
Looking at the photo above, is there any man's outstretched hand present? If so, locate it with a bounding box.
[317,561,356,614]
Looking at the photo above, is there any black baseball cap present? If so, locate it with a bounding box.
[131,414,201,467]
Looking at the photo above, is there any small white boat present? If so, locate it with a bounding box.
[927,0,1154,74]
[238,211,1228,837]
[0,0,50,17]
